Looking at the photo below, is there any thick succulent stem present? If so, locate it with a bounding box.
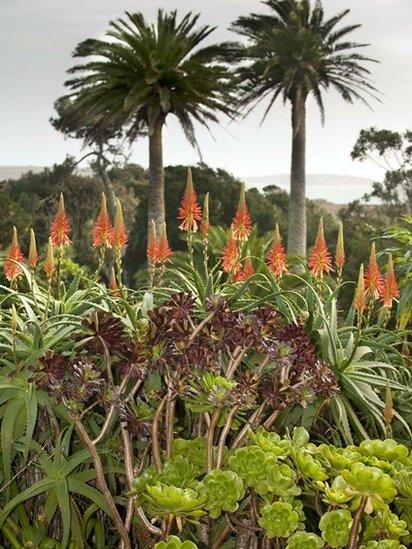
[165,397,176,459]
[210,522,232,549]
[348,495,367,549]
[152,395,167,472]
[216,406,238,467]
[74,418,131,549]
[206,408,221,473]
[232,400,268,449]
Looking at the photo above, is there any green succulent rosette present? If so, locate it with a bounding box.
[187,374,236,413]
[363,509,409,542]
[320,475,353,505]
[396,468,412,498]
[293,449,328,481]
[228,445,277,492]
[318,443,361,472]
[131,465,158,495]
[358,440,410,465]
[172,438,207,476]
[360,541,407,549]
[198,469,245,518]
[342,463,397,511]
[319,509,353,548]
[266,462,302,497]
[286,531,324,549]
[250,426,292,457]
[258,501,299,539]
[154,535,199,549]
[158,456,198,489]
[142,484,206,519]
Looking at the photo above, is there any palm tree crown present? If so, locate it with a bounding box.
[65,10,235,146]
[232,0,377,119]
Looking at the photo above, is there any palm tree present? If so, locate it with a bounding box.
[63,10,236,234]
[232,0,377,257]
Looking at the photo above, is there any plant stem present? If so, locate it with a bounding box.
[187,311,215,346]
[216,406,238,468]
[121,425,134,531]
[232,400,268,449]
[152,396,167,472]
[73,417,131,549]
[347,495,367,549]
[165,397,176,459]
[263,409,280,430]
[227,347,247,379]
[206,408,221,473]
[210,522,232,549]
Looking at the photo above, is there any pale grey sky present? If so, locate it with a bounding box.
[0,0,411,181]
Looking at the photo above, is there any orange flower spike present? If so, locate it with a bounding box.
[267,223,287,278]
[200,193,210,237]
[178,167,202,233]
[44,238,55,280]
[147,219,159,265]
[308,217,332,278]
[157,222,173,264]
[111,198,128,250]
[335,221,345,277]
[4,226,24,281]
[50,193,71,247]
[28,228,38,269]
[364,242,383,300]
[222,230,239,273]
[232,185,252,241]
[353,263,366,316]
[381,254,399,309]
[93,193,114,248]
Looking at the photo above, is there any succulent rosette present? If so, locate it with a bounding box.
[360,541,407,549]
[142,484,206,519]
[342,463,397,511]
[228,445,278,494]
[258,501,300,539]
[198,469,244,518]
[155,536,199,549]
[286,531,324,549]
[319,509,353,548]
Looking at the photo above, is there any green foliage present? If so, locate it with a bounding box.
[141,485,206,519]
[154,536,198,549]
[319,509,353,548]
[258,501,300,539]
[286,531,323,549]
[198,470,244,518]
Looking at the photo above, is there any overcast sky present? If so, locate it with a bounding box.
[0,0,411,181]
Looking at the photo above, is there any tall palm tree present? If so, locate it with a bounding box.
[232,0,377,257]
[64,10,236,234]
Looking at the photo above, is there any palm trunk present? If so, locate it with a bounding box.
[287,90,307,258]
[148,118,165,234]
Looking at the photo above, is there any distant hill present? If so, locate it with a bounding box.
[0,165,46,180]
[1,166,374,205]
[241,173,374,204]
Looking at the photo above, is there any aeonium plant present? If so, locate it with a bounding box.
[131,427,412,548]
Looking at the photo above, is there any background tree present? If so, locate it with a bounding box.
[63,10,236,234]
[232,0,377,257]
[51,96,125,219]
[351,127,412,216]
